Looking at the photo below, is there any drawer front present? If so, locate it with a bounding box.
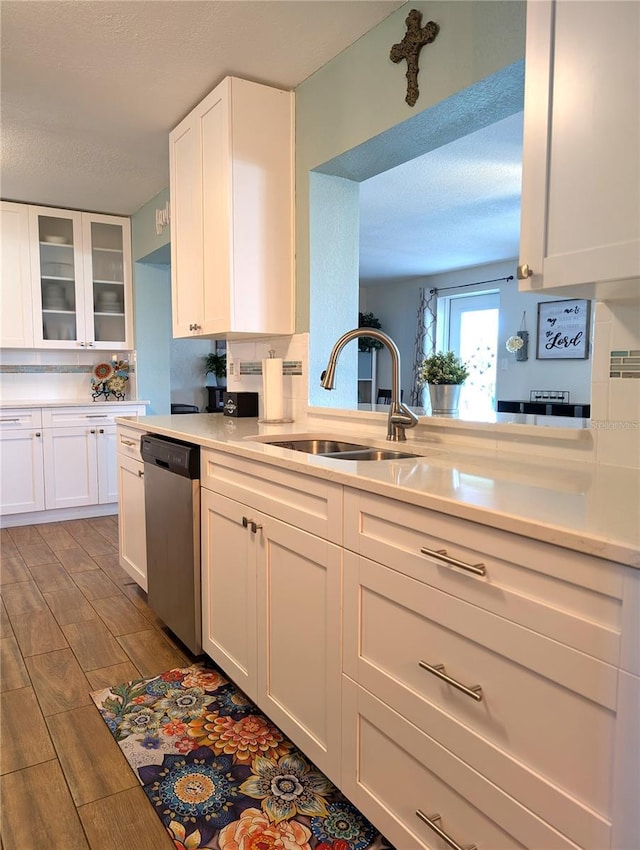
[116,425,145,461]
[343,553,615,846]
[341,678,583,850]
[201,449,343,543]
[344,488,623,664]
[42,405,143,428]
[0,408,42,429]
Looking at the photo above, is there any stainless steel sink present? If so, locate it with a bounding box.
[258,437,418,461]
[266,438,369,454]
[322,448,417,461]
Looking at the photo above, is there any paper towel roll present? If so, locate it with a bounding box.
[262,357,284,421]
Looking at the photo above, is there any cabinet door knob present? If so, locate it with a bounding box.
[99,428,104,434]
[35,432,41,437]
[87,341,94,347]
[90,429,96,434]
[138,469,144,477]
[79,341,86,347]
[517,263,534,279]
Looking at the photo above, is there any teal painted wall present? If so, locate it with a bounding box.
[131,188,172,414]
[131,187,170,263]
[133,262,171,414]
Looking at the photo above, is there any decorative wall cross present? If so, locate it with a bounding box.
[390,9,440,107]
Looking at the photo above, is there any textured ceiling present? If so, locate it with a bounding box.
[0,0,403,215]
[2,1,523,281]
[359,111,523,282]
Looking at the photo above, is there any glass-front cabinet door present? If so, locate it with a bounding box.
[29,207,132,350]
[29,207,84,348]
[82,213,132,349]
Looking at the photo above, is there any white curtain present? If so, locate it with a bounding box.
[410,287,437,406]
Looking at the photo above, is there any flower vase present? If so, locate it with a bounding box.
[428,384,461,414]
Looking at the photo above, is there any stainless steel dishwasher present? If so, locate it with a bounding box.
[141,434,201,654]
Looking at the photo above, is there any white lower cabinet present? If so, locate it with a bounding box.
[201,450,343,783]
[197,450,638,849]
[1,404,144,523]
[201,489,257,695]
[342,487,636,850]
[116,440,147,590]
[41,406,143,511]
[98,425,118,504]
[0,419,45,514]
[43,426,99,509]
[341,677,578,850]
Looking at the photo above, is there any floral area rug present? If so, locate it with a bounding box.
[91,663,395,850]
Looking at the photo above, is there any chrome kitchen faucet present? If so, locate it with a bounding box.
[321,328,419,441]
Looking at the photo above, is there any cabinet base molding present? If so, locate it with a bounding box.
[0,502,116,529]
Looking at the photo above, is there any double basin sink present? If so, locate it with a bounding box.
[259,437,418,462]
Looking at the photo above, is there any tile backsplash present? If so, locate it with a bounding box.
[226,334,308,422]
[0,349,137,402]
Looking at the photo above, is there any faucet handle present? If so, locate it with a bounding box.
[388,402,420,441]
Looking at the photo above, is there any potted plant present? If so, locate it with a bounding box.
[418,350,469,414]
[205,351,227,387]
[358,312,384,352]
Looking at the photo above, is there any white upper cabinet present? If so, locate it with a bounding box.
[27,205,133,349]
[170,76,294,339]
[0,202,34,348]
[519,0,639,300]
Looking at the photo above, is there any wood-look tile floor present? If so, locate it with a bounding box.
[0,517,200,850]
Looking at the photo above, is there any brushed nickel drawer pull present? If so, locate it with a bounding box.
[121,439,136,446]
[420,546,486,576]
[0,418,21,422]
[416,811,477,850]
[419,660,483,701]
[86,414,109,418]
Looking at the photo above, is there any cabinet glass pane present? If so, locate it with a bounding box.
[91,222,125,342]
[37,215,78,342]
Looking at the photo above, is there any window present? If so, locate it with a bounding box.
[438,291,499,416]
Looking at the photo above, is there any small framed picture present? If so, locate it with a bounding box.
[536,299,591,360]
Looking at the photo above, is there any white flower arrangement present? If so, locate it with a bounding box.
[506,335,525,353]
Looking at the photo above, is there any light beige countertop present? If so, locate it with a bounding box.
[119,412,639,568]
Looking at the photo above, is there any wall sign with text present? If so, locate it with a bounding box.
[536,299,591,360]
